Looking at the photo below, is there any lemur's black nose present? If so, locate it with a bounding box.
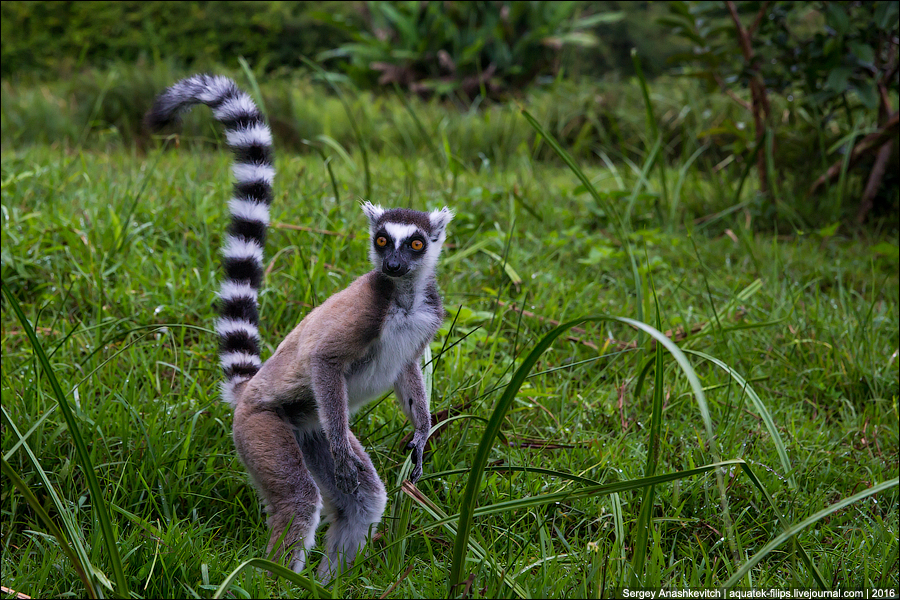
[383,257,408,277]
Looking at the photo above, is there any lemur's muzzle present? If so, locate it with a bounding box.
[383,255,409,277]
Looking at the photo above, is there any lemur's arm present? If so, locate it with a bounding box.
[393,360,432,482]
[310,354,367,493]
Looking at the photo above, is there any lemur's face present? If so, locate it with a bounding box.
[372,222,428,277]
[361,203,453,278]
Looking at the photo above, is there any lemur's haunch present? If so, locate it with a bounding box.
[147,74,451,582]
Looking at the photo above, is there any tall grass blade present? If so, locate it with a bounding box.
[113,149,164,256]
[684,349,797,489]
[392,83,442,167]
[2,404,57,460]
[303,141,342,206]
[764,127,780,206]
[722,477,898,590]
[739,463,827,588]
[631,49,658,141]
[1,454,97,598]
[212,558,332,598]
[449,314,713,592]
[237,56,268,120]
[438,461,747,531]
[315,134,357,169]
[474,460,748,514]
[479,247,523,288]
[417,464,602,488]
[1,282,129,597]
[301,56,372,199]
[519,108,644,326]
[402,483,528,598]
[625,136,661,223]
[631,286,666,584]
[77,68,116,147]
[732,134,766,206]
[611,490,626,584]
[632,48,668,204]
[671,145,707,224]
[373,461,748,592]
[175,410,202,479]
[2,405,107,593]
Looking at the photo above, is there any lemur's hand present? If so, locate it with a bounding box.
[334,451,367,494]
[406,429,429,483]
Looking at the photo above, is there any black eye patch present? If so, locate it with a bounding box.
[374,231,392,248]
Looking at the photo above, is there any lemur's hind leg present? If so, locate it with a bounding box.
[297,428,387,583]
[232,401,322,573]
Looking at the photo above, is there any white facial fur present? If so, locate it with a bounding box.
[383,223,420,248]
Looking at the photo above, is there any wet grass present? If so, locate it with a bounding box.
[1,73,898,598]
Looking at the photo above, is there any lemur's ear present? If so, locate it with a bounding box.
[361,201,385,227]
[428,207,454,236]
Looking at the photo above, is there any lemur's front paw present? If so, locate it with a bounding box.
[406,430,429,483]
[334,452,366,494]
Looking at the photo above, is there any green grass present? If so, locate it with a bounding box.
[2,75,898,599]
[9,59,897,231]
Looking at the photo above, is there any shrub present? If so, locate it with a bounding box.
[660,1,899,223]
[0,1,359,78]
[319,1,623,100]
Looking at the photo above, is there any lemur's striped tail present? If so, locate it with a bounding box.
[147,74,272,406]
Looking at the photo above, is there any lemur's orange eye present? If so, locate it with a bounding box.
[410,239,424,251]
[376,236,388,247]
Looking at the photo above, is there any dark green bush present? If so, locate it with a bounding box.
[0,1,694,88]
[318,1,622,100]
[660,1,899,222]
[0,1,359,78]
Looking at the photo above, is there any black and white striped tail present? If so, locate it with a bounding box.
[147,74,273,406]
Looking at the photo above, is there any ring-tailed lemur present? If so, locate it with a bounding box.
[146,74,451,582]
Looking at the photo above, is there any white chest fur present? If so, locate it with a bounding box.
[345,298,438,411]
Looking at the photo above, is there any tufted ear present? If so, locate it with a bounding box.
[361,201,384,227]
[428,207,454,236]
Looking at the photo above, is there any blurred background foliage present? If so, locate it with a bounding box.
[315,1,627,99]
[1,0,897,226]
[660,1,899,222]
[0,1,689,82]
[0,1,358,76]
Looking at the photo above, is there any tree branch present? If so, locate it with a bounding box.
[748,1,772,38]
[809,111,899,197]
[857,140,894,224]
[714,72,752,111]
[726,0,772,196]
